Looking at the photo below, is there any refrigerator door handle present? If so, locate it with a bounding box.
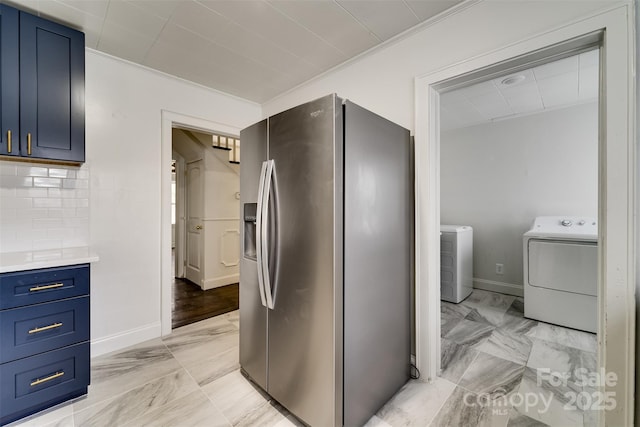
[261,159,276,309]
[255,161,268,307]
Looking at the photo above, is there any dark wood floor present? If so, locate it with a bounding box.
[171,277,239,329]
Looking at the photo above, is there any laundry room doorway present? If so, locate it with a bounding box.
[414,9,635,425]
[434,46,600,426]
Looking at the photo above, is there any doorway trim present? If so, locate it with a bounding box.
[161,110,241,336]
[414,4,635,426]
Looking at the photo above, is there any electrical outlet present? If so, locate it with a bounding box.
[496,263,504,275]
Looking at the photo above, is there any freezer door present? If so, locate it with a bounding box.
[343,101,411,427]
[266,94,343,427]
[239,119,268,390]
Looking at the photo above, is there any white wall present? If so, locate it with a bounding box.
[203,148,240,289]
[440,103,598,293]
[86,51,260,356]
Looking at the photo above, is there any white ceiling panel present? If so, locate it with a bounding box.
[147,25,275,93]
[441,49,599,130]
[468,92,511,120]
[105,1,167,40]
[457,80,498,98]
[169,2,231,42]
[505,91,544,114]
[197,0,346,68]
[337,0,419,40]
[12,0,466,102]
[98,20,156,63]
[405,0,463,20]
[532,55,578,80]
[499,80,538,99]
[127,0,181,20]
[147,21,211,55]
[491,69,535,94]
[58,0,109,18]
[213,22,321,82]
[267,0,380,57]
[537,72,579,108]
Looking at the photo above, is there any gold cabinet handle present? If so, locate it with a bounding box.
[30,283,64,292]
[30,371,64,387]
[195,225,202,230]
[7,130,11,153]
[27,132,32,155]
[28,322,63,334]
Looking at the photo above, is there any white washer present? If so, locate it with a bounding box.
[523,216,597,333]
[440,225,473,303]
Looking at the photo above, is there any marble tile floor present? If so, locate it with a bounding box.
[8,289,597,427]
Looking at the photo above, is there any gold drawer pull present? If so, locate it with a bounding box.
[7,129,11,153]
[28,322,63,334]
[30,371,64,387]
[29,283,64,292]
[27,132,32,155]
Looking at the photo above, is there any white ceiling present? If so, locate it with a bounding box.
[440,49,600,131]
[10,0,464,103]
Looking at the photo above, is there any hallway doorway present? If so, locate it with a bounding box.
[170,127,241,329]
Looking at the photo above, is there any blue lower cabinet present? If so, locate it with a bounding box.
[0,342,89,425]
[0,296,89,363]
[0,264,90,426]
[0,264,90,310]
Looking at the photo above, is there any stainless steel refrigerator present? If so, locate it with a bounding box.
[239,94,411,427]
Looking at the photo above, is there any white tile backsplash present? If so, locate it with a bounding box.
[0,164,17,175]
[1,176,33,188]
[49,168,76,179]
[33,177,62,188]
[17,166,48,177]
[33,198,62,208]
[0,161,90,253]
[16,187,48,197]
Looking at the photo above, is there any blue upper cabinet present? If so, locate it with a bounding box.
[0,5,20,158]
[0,5,85,164]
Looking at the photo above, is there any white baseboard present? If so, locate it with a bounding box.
[202,274,239,290]
[473,278,523,297]
[90,322,161,358]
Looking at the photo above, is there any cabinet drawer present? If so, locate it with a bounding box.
[0,296,89,363]
[0,265,89,310]
[0,342,89,425]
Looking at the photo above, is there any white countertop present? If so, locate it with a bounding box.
[0,247,99,273]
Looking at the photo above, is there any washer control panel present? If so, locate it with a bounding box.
[528,216,598,240]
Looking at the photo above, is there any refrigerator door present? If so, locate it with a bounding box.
[266,94,343,427]
[343,101,411,426]
[239,119,268,390]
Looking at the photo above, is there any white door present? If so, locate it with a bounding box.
[185,160,204,286]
